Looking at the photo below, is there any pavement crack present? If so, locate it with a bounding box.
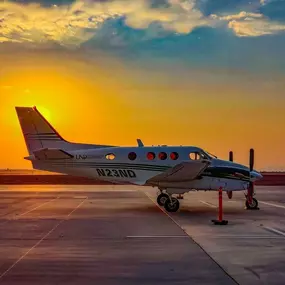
[244,267,260,279]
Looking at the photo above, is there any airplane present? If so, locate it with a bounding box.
[15,106,263,212]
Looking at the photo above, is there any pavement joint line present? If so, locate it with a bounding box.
[16,196,60,217]
[192,235,284,239]
[259,201,285,209]
[199,200,217,208]
[0,197,87,280]
[126,235,188,238]
[263,226,285,237]
[143,192,239,285]
[0,196,60,226]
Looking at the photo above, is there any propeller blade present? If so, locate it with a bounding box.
[249,148,254,172]
[229,151,233,162]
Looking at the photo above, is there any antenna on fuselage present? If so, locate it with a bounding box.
[137,139,144,147]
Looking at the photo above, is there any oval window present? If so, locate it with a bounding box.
[147,152,155,160]
[106,153,115,160]
[158,152,167,160]
[170,152,179,160]
[128,152,137,161]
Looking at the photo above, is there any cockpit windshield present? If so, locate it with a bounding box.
[203,151,217,159]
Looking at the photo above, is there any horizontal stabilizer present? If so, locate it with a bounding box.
[147,160,210,184]
[32,148,74,160]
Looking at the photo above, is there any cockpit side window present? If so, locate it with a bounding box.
[189,152,201,160]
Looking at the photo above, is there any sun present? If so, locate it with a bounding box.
[35,105,51,122]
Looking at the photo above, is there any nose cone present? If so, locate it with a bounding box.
[250,171,263,181]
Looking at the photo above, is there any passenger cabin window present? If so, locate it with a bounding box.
[105,153,115,160]
[128,152,137,161]
[147,152,155,160]
[158,152,167,160]
[170,152,179,160]
[189,152,202,160]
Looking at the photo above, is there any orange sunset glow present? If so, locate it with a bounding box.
[1,48,285,171]
[1,0,285,171]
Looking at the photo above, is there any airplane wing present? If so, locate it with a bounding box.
[146,160,210,184]
[31,148,74,160]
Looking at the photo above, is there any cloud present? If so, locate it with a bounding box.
[259,0,274,5]
[0,0,215,47]
[221,11,285,37]
[0,0,285,48]
[228,18,285,36]
[214,11,264,21]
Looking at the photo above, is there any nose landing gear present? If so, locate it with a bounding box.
[245,192,259,210]
[245,197,259,209]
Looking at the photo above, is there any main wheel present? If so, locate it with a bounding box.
[157,193,168,206]
[245,197,258,209]
[164,198,180,212]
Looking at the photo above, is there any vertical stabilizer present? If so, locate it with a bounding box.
[15,106,66,154]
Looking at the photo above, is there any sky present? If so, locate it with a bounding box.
[0,0,285,170]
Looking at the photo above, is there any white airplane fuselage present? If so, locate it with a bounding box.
[28,145,259,194]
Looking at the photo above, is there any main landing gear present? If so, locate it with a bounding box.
[157,192,180,212]
[156,193,168,206]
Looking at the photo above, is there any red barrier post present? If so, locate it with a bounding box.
[218,187,223,221]
[212,187,228,225]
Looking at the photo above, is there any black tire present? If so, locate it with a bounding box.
[157,193,168,206]
[164,198,180,212]
[245,197,258,209]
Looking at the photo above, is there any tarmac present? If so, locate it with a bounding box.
[0,185,284,285]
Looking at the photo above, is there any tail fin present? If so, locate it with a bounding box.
[16,106,113,155]
[15,106,67,154]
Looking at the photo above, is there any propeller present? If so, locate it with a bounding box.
[248,148,255,202]
[229,151,233,162]
[249,148,254,172]
[227,151,234,199]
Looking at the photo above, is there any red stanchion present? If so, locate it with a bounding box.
[211,187,228,225]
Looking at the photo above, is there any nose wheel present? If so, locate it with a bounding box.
[245,197,259,210]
